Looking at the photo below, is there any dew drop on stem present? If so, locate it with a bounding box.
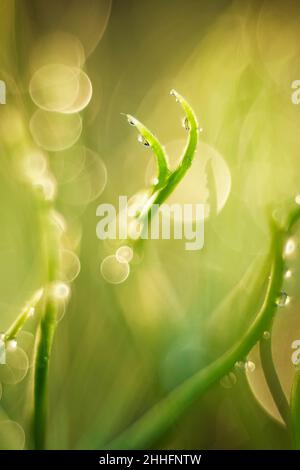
[276,291,290,307]
[127,116,136,126]
[234,361,245,370]
[138,135,150,147]
[263,331,270,340]
[284,238,296,257]
[182,117,190,131]
[284,269,292,279]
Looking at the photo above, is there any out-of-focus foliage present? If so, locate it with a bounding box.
[0,0,300,449]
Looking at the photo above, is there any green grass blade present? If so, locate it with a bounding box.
[124,113,170,189]
[153,90,200,206]
[106,226,286,449]
[4,288,44,341]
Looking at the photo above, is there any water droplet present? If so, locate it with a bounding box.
[51,281,70,301]
[245,360,256,372]
[100,255,130,284]
[285,269,292,279]
[276,291,290,307]
[220,372,237,389]
[295,194,300,205]
[263,331,271,340]
[127,115,136,126]
[182,117,190,131]
[138,135,150,147]
[116,246,133,263]
[170,89,179,102]
[284,238,296,257]
[234,361,245,370]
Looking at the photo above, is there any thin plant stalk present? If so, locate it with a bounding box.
[4,288,44,342]
[259,324,291,427]
[107,207,300,449]
[32,203,60,449]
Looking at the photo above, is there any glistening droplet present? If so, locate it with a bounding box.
[263,331,270,340]
[285,269,292,279]
[170,89,179,102]
[127,115,136,126]
[284,239,296,257]
[182,117,190,131]
[234,361,245,370]
[138,135,150,147]
[276,291,290,307]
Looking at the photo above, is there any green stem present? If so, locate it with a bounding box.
[125,114,170,189]
[291,369,300,449]
[259,325,291,427]
[4,288,44,341]
[33,296,57,449]
[107,226,285,449]
[152,89,199,206]
[33,205,59,450]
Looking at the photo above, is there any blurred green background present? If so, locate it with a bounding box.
[0,0,300,450]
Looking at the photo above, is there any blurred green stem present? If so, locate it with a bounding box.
[33,203,59,450]
[107,207,300,450]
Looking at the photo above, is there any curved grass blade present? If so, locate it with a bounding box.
[153,90,200,206]
[124,114,170,189]
[4,287,44,341]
